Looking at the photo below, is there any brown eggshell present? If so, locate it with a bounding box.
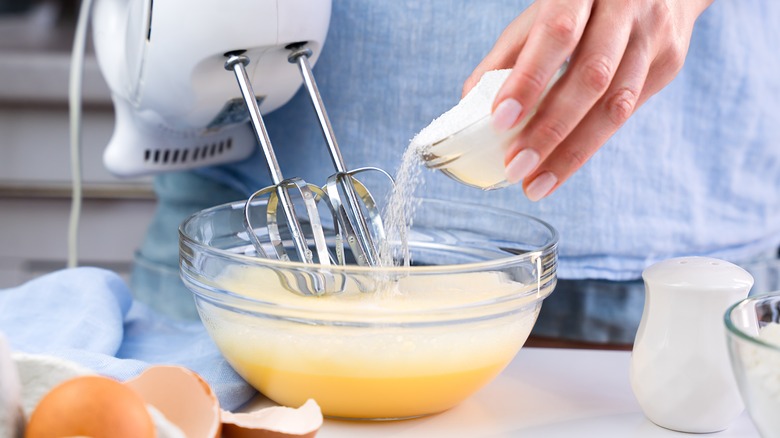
[125,365,220,438]
[221,399,323,438]
[25,375,155,438]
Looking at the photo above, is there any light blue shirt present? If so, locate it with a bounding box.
[198,0,780,281]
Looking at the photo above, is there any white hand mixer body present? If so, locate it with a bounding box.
[91,0,330,176]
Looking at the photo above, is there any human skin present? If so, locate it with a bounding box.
[463,0,715,201]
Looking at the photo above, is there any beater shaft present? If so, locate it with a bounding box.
[288,46,381,266]
[225,54,312,263]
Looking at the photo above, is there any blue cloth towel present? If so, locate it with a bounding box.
[0,267,256,411]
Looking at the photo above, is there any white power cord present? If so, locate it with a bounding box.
[67,0,94,269]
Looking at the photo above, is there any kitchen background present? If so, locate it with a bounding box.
[0,0,155,287]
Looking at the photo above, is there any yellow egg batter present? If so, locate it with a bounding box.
[200,266,541,419]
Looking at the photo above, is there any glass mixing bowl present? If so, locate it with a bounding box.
[179,198,558,420]
[725,293,780,437]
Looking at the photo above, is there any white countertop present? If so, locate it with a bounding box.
[312,347,759,437]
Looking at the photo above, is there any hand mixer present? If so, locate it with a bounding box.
[90,0,393,279]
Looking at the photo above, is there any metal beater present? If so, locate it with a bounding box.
[224,46,392,277]
[287,44,393,267]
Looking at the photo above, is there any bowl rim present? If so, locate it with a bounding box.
[179,197,558,319]
[179,197,559,276]
[724,293,780,353]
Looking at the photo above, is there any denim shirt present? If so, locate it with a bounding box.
[197,0,780,282]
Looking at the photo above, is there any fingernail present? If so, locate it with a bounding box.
[492,99,523,132]
[505,148,540,184]
[525,172,557,202]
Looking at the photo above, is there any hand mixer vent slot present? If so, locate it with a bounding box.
[142,138,233,165]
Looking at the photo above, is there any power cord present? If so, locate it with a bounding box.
[67,0,94,269]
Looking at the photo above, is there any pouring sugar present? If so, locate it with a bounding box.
[376,68,561,269]
[379,143,424,269]
[378,70,514,269]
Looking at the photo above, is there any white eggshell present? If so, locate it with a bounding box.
[125,365,221,438]
[221,399,323,438]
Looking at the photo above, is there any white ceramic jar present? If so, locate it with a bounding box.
[630,257,754,433]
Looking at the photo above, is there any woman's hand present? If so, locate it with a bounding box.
[464,0,713,201]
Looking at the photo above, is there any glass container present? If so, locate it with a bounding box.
[725,293,780,438]
[180,198,558,420]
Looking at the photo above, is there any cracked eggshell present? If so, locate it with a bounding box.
[221,399,323,438]
[125,365,221,438]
